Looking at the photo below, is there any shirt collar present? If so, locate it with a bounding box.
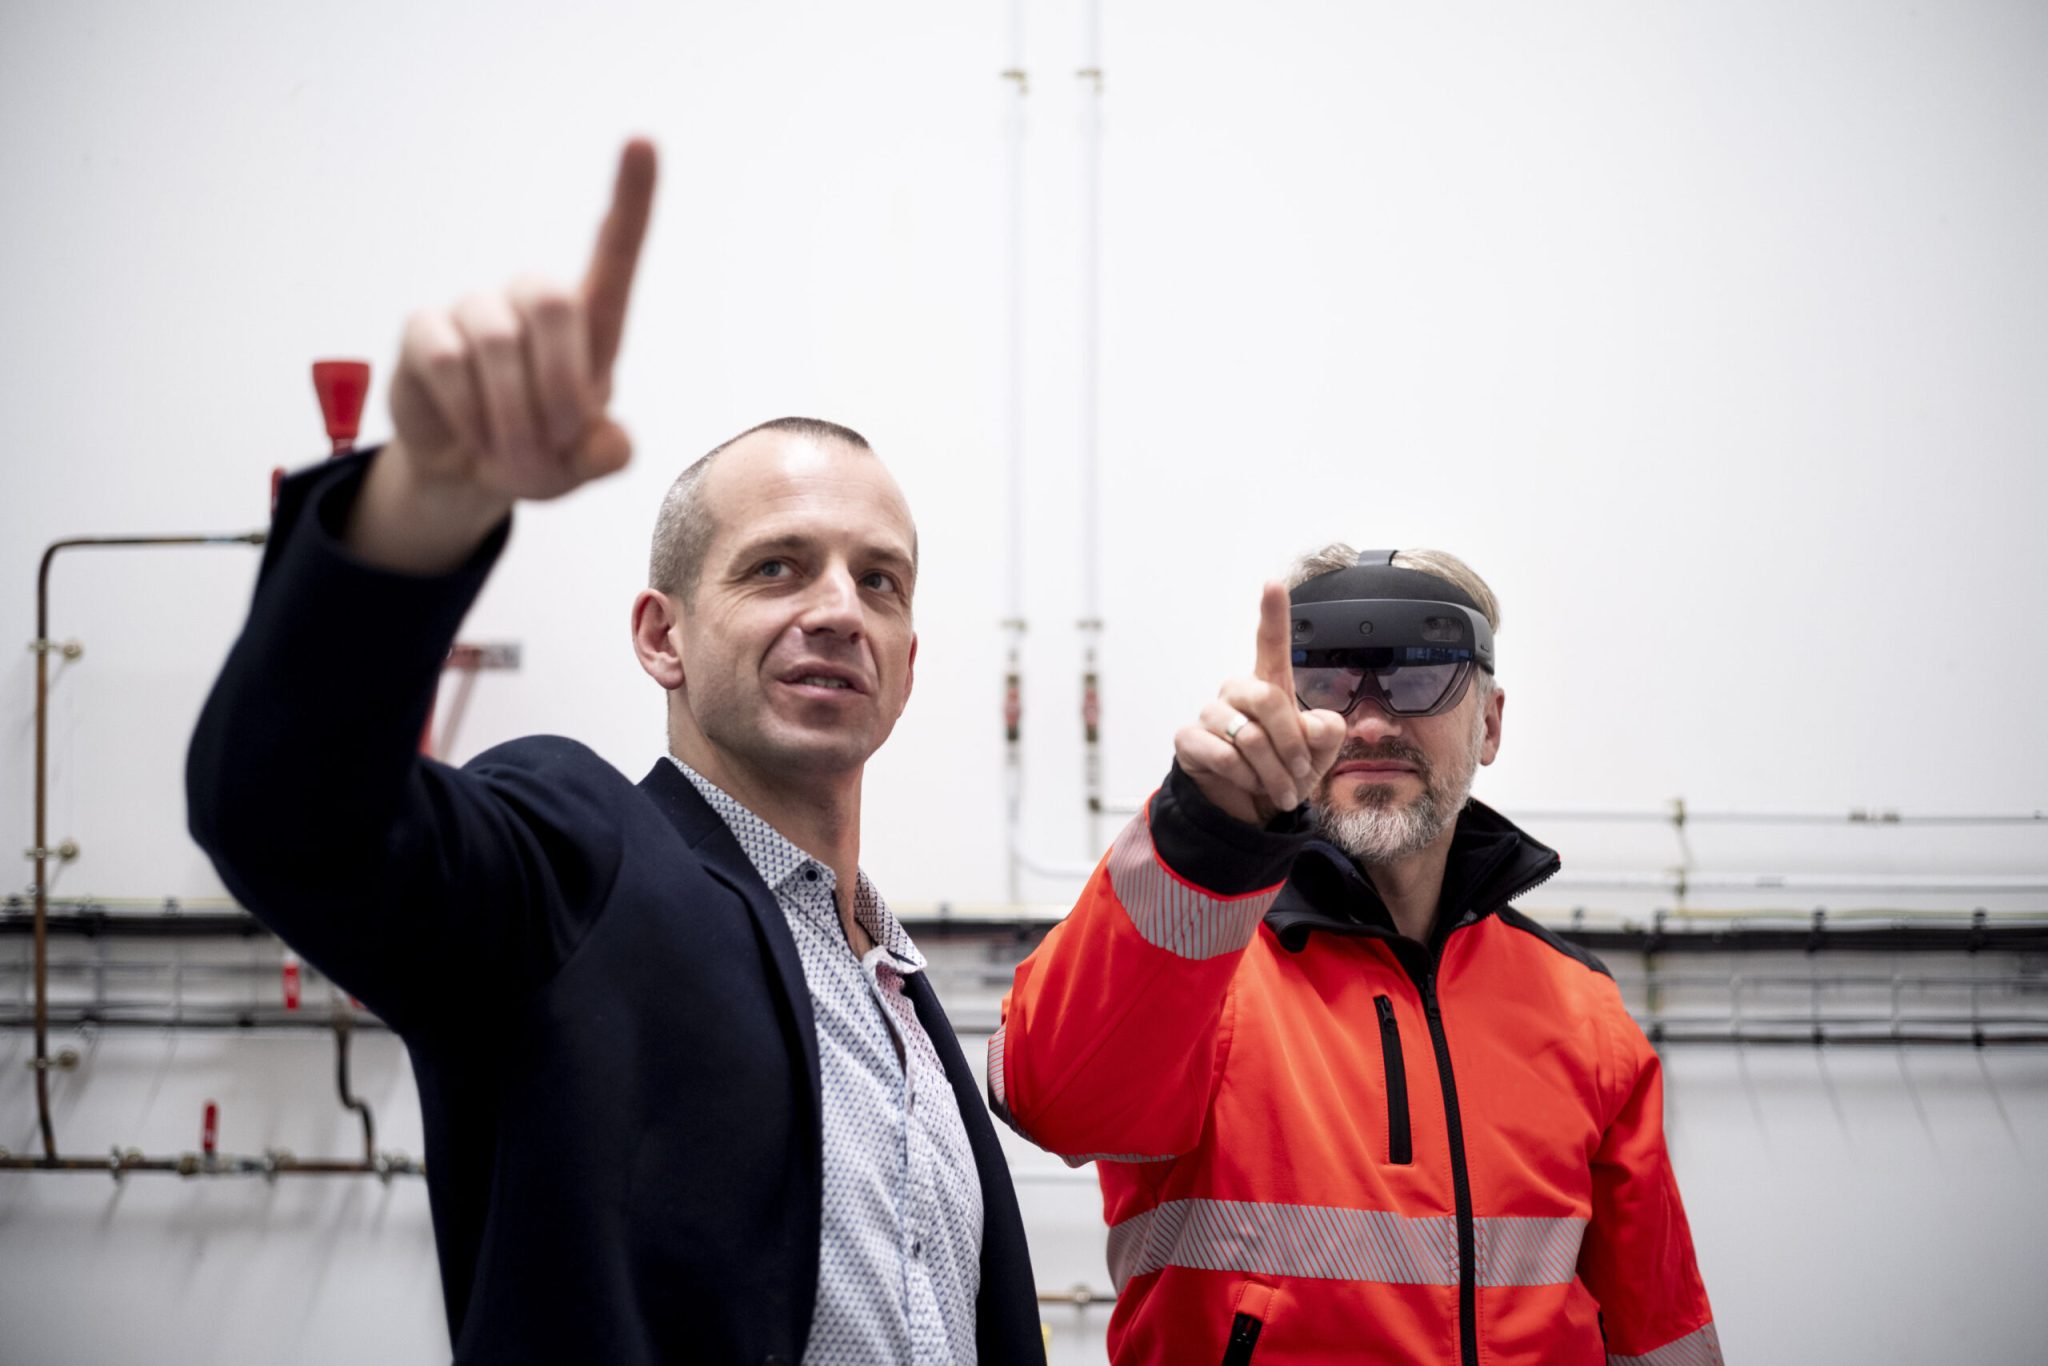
[667,757,924,971]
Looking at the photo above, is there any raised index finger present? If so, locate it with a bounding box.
[582,138,658,383]
[1253,580,1295,695]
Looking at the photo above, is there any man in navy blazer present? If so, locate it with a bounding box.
[185,141,1042,1363]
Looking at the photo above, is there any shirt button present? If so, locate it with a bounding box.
[803,868,818,881]
[912,1239,924,1258]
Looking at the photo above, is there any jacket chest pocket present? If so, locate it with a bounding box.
[1374,994,1413,1166]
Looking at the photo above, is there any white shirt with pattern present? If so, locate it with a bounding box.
[671,759,983,1364]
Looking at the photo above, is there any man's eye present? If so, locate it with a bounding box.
[860,570,900,593]
[756,561,790,579]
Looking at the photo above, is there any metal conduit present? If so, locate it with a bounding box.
[0,1008,392,1032]
[11,917,2043,1046]
[12,904,2048,949]
[1095,801,2046,827]
[0,1151,423,1180]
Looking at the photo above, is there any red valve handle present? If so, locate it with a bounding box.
[311,360,372,455]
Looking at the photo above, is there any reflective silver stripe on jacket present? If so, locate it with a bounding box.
[985,1023,1012,1123]
[1060,1151,1178,1168]
[1106,816,1283,959]
[1107,1197,1587,1293]
[1609,1322,1724,1366]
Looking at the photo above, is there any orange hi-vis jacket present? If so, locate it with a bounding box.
[991,767,1720,1365]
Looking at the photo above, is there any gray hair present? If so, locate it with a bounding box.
[647,416,874,600]
[1285,543,1503,697]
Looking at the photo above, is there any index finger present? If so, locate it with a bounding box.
[582,138,658,383]
[1253,580,1295,694]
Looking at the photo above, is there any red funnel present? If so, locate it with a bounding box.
[311,360,372,455]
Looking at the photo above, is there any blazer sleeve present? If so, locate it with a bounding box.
[988,763,1308,1162]
[185,451,625,1035]
[1577,1002,1723,1364]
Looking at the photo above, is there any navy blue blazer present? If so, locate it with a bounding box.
[186,453,1043,1364]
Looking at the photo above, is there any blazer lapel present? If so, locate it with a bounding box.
[907,973,1018,1208]
[636,759,821,1107]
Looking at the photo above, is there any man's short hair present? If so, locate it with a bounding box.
[647,416,874,600]
[1285,543,1503,696]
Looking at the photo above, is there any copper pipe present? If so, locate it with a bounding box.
[30,533,264,1162]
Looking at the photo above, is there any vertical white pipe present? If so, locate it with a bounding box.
[1078,1,1103,629]
[1004,0,1028,633]
[1077,0,1106,855]
[1001,0,1029,903]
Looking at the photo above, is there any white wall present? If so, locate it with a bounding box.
[2,1,2044,1362]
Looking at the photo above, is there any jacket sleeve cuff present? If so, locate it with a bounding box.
[278,447,509,592]
[1143,761,1311,897]
[196,448,512,818]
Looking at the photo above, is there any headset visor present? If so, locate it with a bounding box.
[1293,646,1478,718]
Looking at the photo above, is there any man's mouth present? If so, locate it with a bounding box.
[1333,761,1417,778]
[779,665,867,695]
[1321,744,1431,793]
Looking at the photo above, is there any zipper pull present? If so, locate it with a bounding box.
[1375,995,1397,1027]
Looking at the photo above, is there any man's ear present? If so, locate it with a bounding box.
[630,589,685,690]
[1479,685,1505,766]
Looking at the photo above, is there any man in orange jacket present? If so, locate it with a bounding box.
[990,547,1720,1364]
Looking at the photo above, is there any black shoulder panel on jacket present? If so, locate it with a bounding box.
[1496,907,1614,980]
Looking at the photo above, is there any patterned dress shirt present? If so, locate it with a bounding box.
[671,760,984,1364]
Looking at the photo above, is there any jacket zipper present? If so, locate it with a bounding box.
[1422,970,1479,1366]
[1373,994,1412,1165]
[1282,851,1561,1365]
[1411,879,1557,1366]
[1219,1311,1264,1365]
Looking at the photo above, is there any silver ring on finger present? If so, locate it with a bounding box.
[1220,710,1250,744]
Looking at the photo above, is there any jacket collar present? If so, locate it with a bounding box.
[1265,797,1561,953]
[635,758,821,1106]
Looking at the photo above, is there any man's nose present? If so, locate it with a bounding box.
[797,564,863,637]
[1344,694,1405,741]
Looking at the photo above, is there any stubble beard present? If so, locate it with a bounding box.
[1311,704,1488,867]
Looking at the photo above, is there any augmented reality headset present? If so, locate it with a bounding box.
[1288,550,1495,718]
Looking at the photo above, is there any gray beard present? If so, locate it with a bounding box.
[1315,778,1463,864]
[1312,703,1487,867]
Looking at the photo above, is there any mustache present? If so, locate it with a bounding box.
[1327,739,1432,776]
